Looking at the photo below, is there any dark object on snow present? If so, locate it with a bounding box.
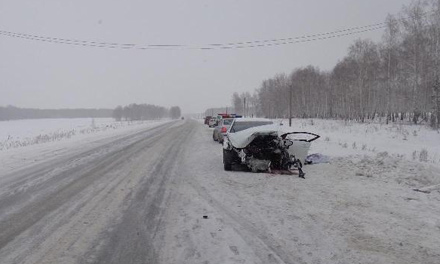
[305,153,330,165]
[203,215,208,219]
[413,188,431,194]
[413,184,440,194]
[271,169,304,179]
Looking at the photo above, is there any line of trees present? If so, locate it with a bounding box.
[233,0,440,127]
[169,106,182,119]
[0,104,182,122]
[112,104,181,121]
[232,92,258,117]
[0,105,112,121]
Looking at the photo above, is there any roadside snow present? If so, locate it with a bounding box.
[0,118,169,151]
[278,119,440,166]
[0,119,172,175]
[162,120,440,264]
[0,118,112,141]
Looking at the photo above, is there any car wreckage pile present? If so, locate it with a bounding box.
[223,124,319,178]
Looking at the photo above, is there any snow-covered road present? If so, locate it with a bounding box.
[0,119,439,264]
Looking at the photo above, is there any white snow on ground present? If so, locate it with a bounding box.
[164,119,440,264]
[0,118,111,141]
[1,117,439,263]
[277,118,440,166]
[0,118,167,151]
[0,118,172,175]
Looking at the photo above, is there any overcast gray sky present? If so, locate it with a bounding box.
[0,0,413,114]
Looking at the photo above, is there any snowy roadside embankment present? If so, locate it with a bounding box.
[278,118,440,166]
[0,118,168,151]
[0,118,173,175]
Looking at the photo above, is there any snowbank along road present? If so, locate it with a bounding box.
[0,119,439,264]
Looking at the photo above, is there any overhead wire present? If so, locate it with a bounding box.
[1,9,436,51]
[0,21,388,51]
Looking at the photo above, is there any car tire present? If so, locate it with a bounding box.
[223,149,234,171]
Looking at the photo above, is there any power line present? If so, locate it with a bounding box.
[0,23,386,51]
[204,23,386,47]
[205,25,386,50]
[2,9,436,51]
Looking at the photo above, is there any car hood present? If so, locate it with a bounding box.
[227,125,281,148]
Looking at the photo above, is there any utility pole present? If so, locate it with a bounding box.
[289,83,293,127]
[243,97,246,117]
[432,77,440,129]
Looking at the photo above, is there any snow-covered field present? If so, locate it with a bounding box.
[0,118,169,151]
[278,118,440,166]
[0,118,172,174]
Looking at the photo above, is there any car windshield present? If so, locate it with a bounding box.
[222,119,233,125]
[230,121,273,132]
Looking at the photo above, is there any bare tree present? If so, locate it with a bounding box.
[112,106,123,121]
[232,92,243,115]
[229,0,440,127]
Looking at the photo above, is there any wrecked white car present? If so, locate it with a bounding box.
[223,118,319,178]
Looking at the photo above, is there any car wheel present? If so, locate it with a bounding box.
[223,149,234,171]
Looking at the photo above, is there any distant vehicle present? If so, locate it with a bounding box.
[212,118,234,143]
[217,113,230,119]
[204,116,212,125]
[222,118,320,178]
[217,113,242,119]
[208,118,218,128]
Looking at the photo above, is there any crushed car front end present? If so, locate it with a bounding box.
[223,124,319,178]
